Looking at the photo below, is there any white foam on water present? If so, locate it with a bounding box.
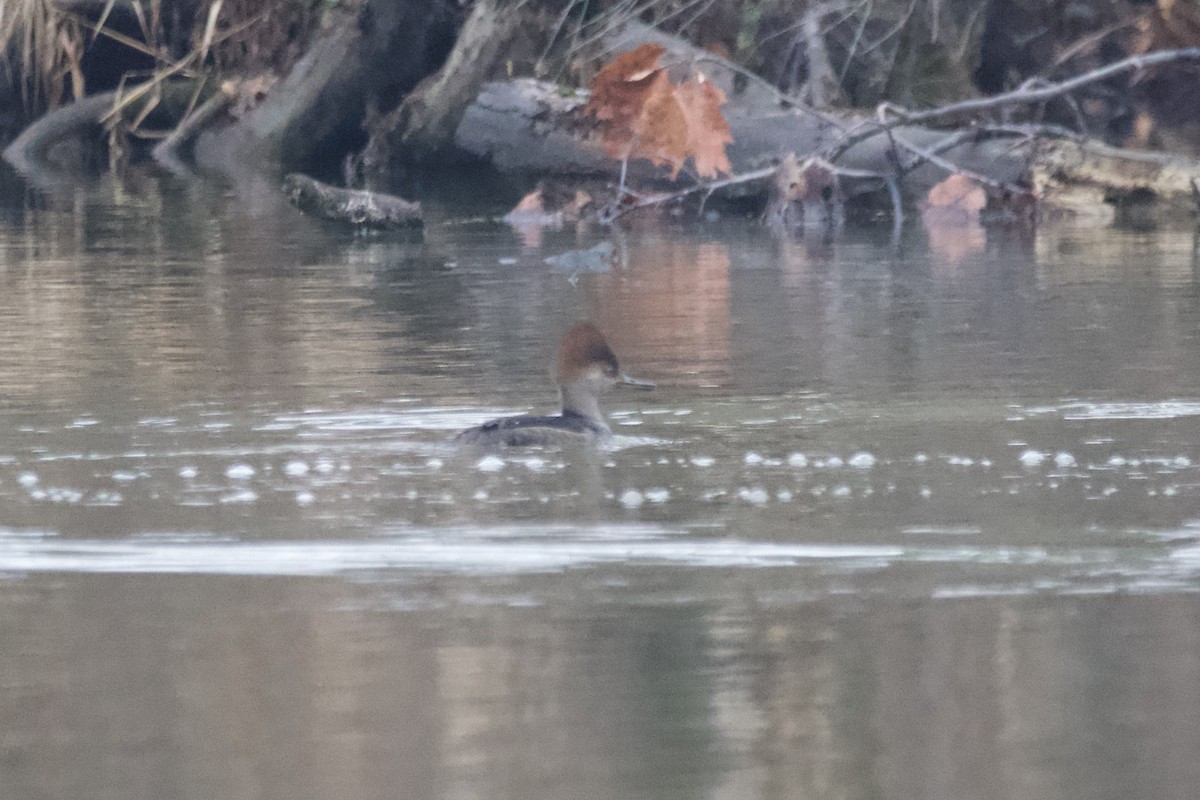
[0,528,910,576]
[1026,401,1200,420]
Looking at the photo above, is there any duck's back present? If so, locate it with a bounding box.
[456,411,610,447]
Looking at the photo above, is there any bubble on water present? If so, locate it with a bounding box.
[295,491,315,506]
[1175,456,1192,468]
[777,489,793,502]
[645,488,670,504]
[314,458,336,475]
[947,456,974,466]
[825,456,844,468]
[1054,451,1077,468]
[1107,455,1127,466]
[787,453,808,468]
[920,486,933,499]
[832,485,852,498]
[88,490,123,506]
[226,464,256,480]
[849,452,876,469]
[744,451,765,465]
[914,453,929,464]
[738,487,769,505]
[690,456,715,468]
[17,472,38,488]
[179,466,199,479]
[1163,485,1179,496]
[112,471,139,483]
[619,489,645,508]
[284,460,309,476]
[425,458,444,471]
[473,489,489,501]
[980,458,993,468]
[1019,450,1046,467]
[219,488,258,504]
[47,487,84,504]
[476,455,505,472]
[524,457,546,472]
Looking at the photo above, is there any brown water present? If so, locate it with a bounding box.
[2,166,1200,800]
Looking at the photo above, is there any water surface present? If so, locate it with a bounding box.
[1,167,1199,799]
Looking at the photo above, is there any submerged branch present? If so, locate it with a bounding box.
[282,173,423,230]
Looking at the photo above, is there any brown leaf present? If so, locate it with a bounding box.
[922,174,986,263]
[584,43,669,159]
[509,187,546,215]
[674,77,732,178]
[924,174,986,218]
[635,70,690,175]
[561,190,593,222]
[583,45,733,180]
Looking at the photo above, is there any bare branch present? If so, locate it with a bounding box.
[827,47,1200,162]
[607,156,885,220]
[891,132,1025,195]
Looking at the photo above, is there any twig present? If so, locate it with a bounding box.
[152,81,235,169]
[692,54,847,130]
[800,0,849,108]
[97,8,269,127]
[827,47,1200,162]
[608,158,885,220]
[885,174,903,242]
[890,131,1025,194]
[1049,20,1134,74]
[539,0,586,70]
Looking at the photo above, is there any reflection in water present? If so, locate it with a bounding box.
[590,239,733,386]
[2,576,1200,800]
[2,169,1200,799]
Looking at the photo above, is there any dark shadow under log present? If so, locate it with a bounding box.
[282,173,423,229]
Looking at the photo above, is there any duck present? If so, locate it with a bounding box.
[457,322,654,447]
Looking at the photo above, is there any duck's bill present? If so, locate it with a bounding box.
[619,374,655,390]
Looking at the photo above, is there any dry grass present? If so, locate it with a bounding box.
[0,0,322,120]
[0,0,87,114]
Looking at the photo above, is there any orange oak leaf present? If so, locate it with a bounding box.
[673,77,732,178]
[635,70,690,174]
[584,43,669,159]
[924,173,986,219]
[583,44,732,179]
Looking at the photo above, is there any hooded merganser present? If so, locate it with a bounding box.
[457,322,654,447]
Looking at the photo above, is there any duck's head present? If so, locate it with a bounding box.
[556,323,653,417]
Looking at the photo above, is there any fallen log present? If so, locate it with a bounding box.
[282,173,423,229]
[454,22,1200,224]
[2,92,117,176]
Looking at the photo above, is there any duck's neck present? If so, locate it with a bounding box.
[560,381,606,427]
